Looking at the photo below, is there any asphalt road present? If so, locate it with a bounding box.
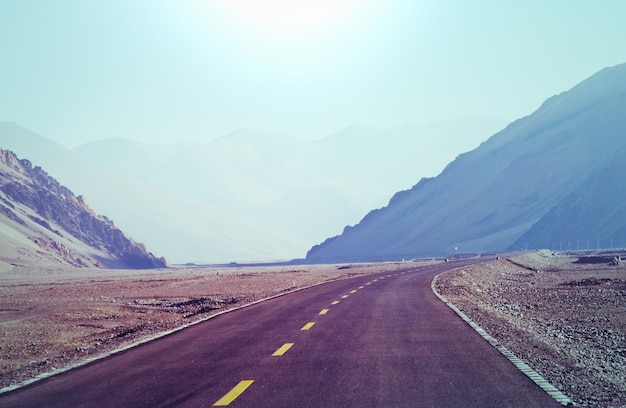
[2,260,563,407]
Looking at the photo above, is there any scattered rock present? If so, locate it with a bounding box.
[435,252,626,407]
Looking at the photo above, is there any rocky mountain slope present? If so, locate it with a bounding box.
[307,62,626,262]
[0,125,306,264]
[0,149,166,269]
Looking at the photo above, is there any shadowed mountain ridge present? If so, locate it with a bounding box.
[306,63,626,262]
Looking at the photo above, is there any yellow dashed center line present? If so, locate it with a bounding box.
[301,322,315,331]
[272,343,294,356]
[213,380,254,406]
[214,271,405,406]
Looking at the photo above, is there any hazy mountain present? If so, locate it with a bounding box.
[64,119,505,261]
[0,124,306,264]
[0,149,166,269]
[306,63,626,262]
[0,114,505,263]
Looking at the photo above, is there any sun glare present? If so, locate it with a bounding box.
[214,0,362,38]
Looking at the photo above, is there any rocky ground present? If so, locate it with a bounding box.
[0,261,413,391]
[435,250,626,407]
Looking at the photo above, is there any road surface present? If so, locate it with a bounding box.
[1,260,563,407]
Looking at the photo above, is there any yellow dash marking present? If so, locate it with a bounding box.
[358,286,365,289]
[301,322,315,331]
[341,295,349,299]
[272,343,294,356]
[319,309,329,315]
[331,301,340,305]
[213,380,254,406]
[350,290,357,294]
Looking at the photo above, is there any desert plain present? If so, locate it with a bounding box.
[0,261,410,392]
[1,251,625,407]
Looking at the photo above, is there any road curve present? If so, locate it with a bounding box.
[1,260,563,407]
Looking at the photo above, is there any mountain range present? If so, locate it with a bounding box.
[306,62,626,262]
[0,119,504,263]
[0,149,166,269]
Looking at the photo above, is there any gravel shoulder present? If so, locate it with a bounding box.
[434,251,626,407]
[0,261,416,391]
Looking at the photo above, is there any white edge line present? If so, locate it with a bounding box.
[431,272,575,407]
[0,279,332,395]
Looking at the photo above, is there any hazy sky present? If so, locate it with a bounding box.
[1,0,625,147]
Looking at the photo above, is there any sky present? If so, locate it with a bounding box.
[1,0,625,148]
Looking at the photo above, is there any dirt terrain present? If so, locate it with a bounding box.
[0,261,412,391]
[435,251,626,407]
[2,253,625,407]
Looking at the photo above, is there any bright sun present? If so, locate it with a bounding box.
[213,0,362,38]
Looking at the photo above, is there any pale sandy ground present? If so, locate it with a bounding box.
[0,261,416,391]
[435,251,626,408]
